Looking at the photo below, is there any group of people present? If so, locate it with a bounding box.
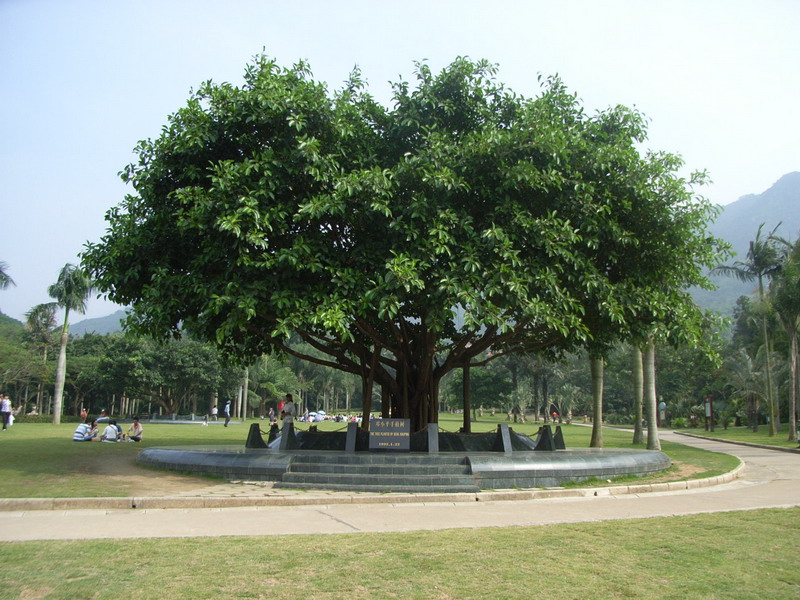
[209,401,233,426]
[72,416,143,442]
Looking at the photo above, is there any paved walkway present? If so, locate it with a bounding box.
[0,432,797,541]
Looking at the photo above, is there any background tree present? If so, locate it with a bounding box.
[724,348,765,432]
[715,224,782,435]
[247,355,300,418]
[84,56,726,432]
[0,261,15,290]
[48,264,94,425]
[25,303,57,414]
[770,235,800,441]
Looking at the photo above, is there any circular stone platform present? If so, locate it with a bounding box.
[138,446,671,493]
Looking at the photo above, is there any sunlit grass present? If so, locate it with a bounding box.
[0,415,739,498]
[674,425,800,449]
[2,508,798,599]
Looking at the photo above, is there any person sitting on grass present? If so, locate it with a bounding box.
[125,417,143,442]
[101,419,121,443]
[72,418,98,442]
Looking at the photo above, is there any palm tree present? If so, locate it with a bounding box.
[724,348,766,432]
[48,264,94,425]
[0,261,15,289]
[714,224,782,436]
[25,303,58,415]
[769,235,800,442]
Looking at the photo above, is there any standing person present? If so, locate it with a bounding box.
[211,405,218,421]
[0,394,11,431]
[281,394,297,429]
[73,418,98,441]
[268,407,275,423]
[223,400,232,427]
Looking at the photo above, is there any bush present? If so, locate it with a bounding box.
[605,413,634,425]
[12,415,82,424]
[672,417,689,429]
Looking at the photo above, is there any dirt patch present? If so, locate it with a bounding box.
[78,451,222,496]
[642,460,706,483]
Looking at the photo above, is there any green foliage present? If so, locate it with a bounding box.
[442,360,512,410]
[83,56,726,430]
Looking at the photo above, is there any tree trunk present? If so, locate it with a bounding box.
[360,349,378,430]
[757,276,778,436]
[462,361,471,434]
[788,331,798,442]
[589,355,604,448]
[240,367,249,420]
[51,308,70,425]
[542,374,550,423]
[632,345,644,444]
[643,338,660,450]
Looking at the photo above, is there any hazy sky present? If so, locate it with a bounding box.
[1,0,798,322]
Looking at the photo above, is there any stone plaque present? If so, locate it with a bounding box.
[369,418,411,451]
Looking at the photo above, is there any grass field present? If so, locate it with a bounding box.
[673,425,800,449]
[0,416,739,498]
[1,508,798,599]
[0,417,796,599]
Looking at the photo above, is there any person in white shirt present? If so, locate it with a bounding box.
[281,394,297,429]
[0,395,11,430]
[101,420,121,442]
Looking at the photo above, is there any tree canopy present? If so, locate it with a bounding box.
[83,56,726,431]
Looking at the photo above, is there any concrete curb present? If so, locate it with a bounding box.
[673,431,800,454]
[0,460,745,511]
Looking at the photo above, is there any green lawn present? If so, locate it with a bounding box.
[0,416,739,498]
[0,418,791,599]
[2,508,798,599]
[673,425,800,449]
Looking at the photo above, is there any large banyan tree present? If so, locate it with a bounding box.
[83,56,725,432]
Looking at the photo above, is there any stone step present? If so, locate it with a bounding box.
[287,462,469,476]
[280,472,478,489]
[273,479,480,494]
[287,453,470,466]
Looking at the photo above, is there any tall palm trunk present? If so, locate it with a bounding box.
[643,338,660,450]
[788,331,798,442]
[757,276,779,436]
[51,307,70,425]
[632,345,644,444]
[589,355,604,448]
[240,367,249,420]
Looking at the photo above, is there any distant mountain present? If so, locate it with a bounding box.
[693,172,800,314]
[70,309,128,337]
